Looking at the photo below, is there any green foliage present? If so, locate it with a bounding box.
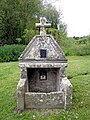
[77,43,90,55]
[63,36,90,56]
[47,28,67,45]
[0,0,42,45]
[0,45,25,62]
[46,29,90,56]
[16,38,22,44]
[59,22,67,33]
[0,56,90,119]
[64,43,90,56]
[21,29,39,45]
[46,30,90,56]
[0,0,65,46]
[42,4,59,29]
[75,35,90,44]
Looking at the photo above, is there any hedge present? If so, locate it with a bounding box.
[0,45,25,62]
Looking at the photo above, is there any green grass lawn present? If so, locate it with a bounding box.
[0,56,90,120]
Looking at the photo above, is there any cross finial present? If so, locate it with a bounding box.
[36,17,51,36]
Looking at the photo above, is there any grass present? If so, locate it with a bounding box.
[0,56,90,120]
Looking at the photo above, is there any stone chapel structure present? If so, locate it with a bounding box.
[17,17,73,111]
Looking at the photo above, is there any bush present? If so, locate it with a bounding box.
[63,43,90,56]
[46,29,90,56]
[47,28,67,46]
[0,45,26,62]
[0,29,90,63]
[21,29,39,45]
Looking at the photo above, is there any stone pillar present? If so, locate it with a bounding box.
[17,66,27,111]
[20,66,28,92]
[57,64,66,91]
[60,77,73,109]
[56,64,73,109]
[56,68,62,91]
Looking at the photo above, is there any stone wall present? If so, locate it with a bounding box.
[17,77,73,110]
[17,33,73,110]
[25,92,64,109]
[27,68,59,93]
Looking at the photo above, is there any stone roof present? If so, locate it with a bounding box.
[19,35,67,62]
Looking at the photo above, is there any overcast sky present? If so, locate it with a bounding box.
[47,0,90,37]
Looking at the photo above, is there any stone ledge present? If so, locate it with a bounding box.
[19,63,67,68]
[25,92,65,109]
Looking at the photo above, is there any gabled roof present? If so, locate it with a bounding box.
[19,35,67,62]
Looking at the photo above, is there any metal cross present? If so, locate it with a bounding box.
[36,17,51,36]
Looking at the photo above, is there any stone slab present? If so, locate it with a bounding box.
[25,92,65,109]
[19,62,67,68]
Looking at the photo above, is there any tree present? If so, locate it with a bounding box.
[0,0,67,45]
[58,22,67,33]
[0,0,42,45]
[41,2,67,33]
[42,4,59,29]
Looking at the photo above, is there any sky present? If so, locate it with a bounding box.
[45,0,90,37]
